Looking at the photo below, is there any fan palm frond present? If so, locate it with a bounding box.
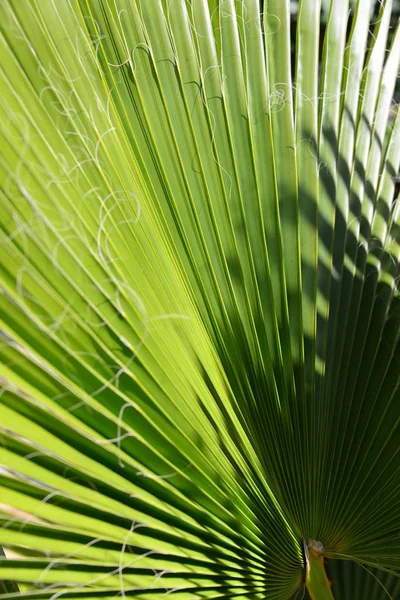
[0,1,399,598]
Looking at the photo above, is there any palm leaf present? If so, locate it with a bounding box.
[0,0,399,598]
[305,558,400,599]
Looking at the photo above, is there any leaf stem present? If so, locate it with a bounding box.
[305,540,334,600]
